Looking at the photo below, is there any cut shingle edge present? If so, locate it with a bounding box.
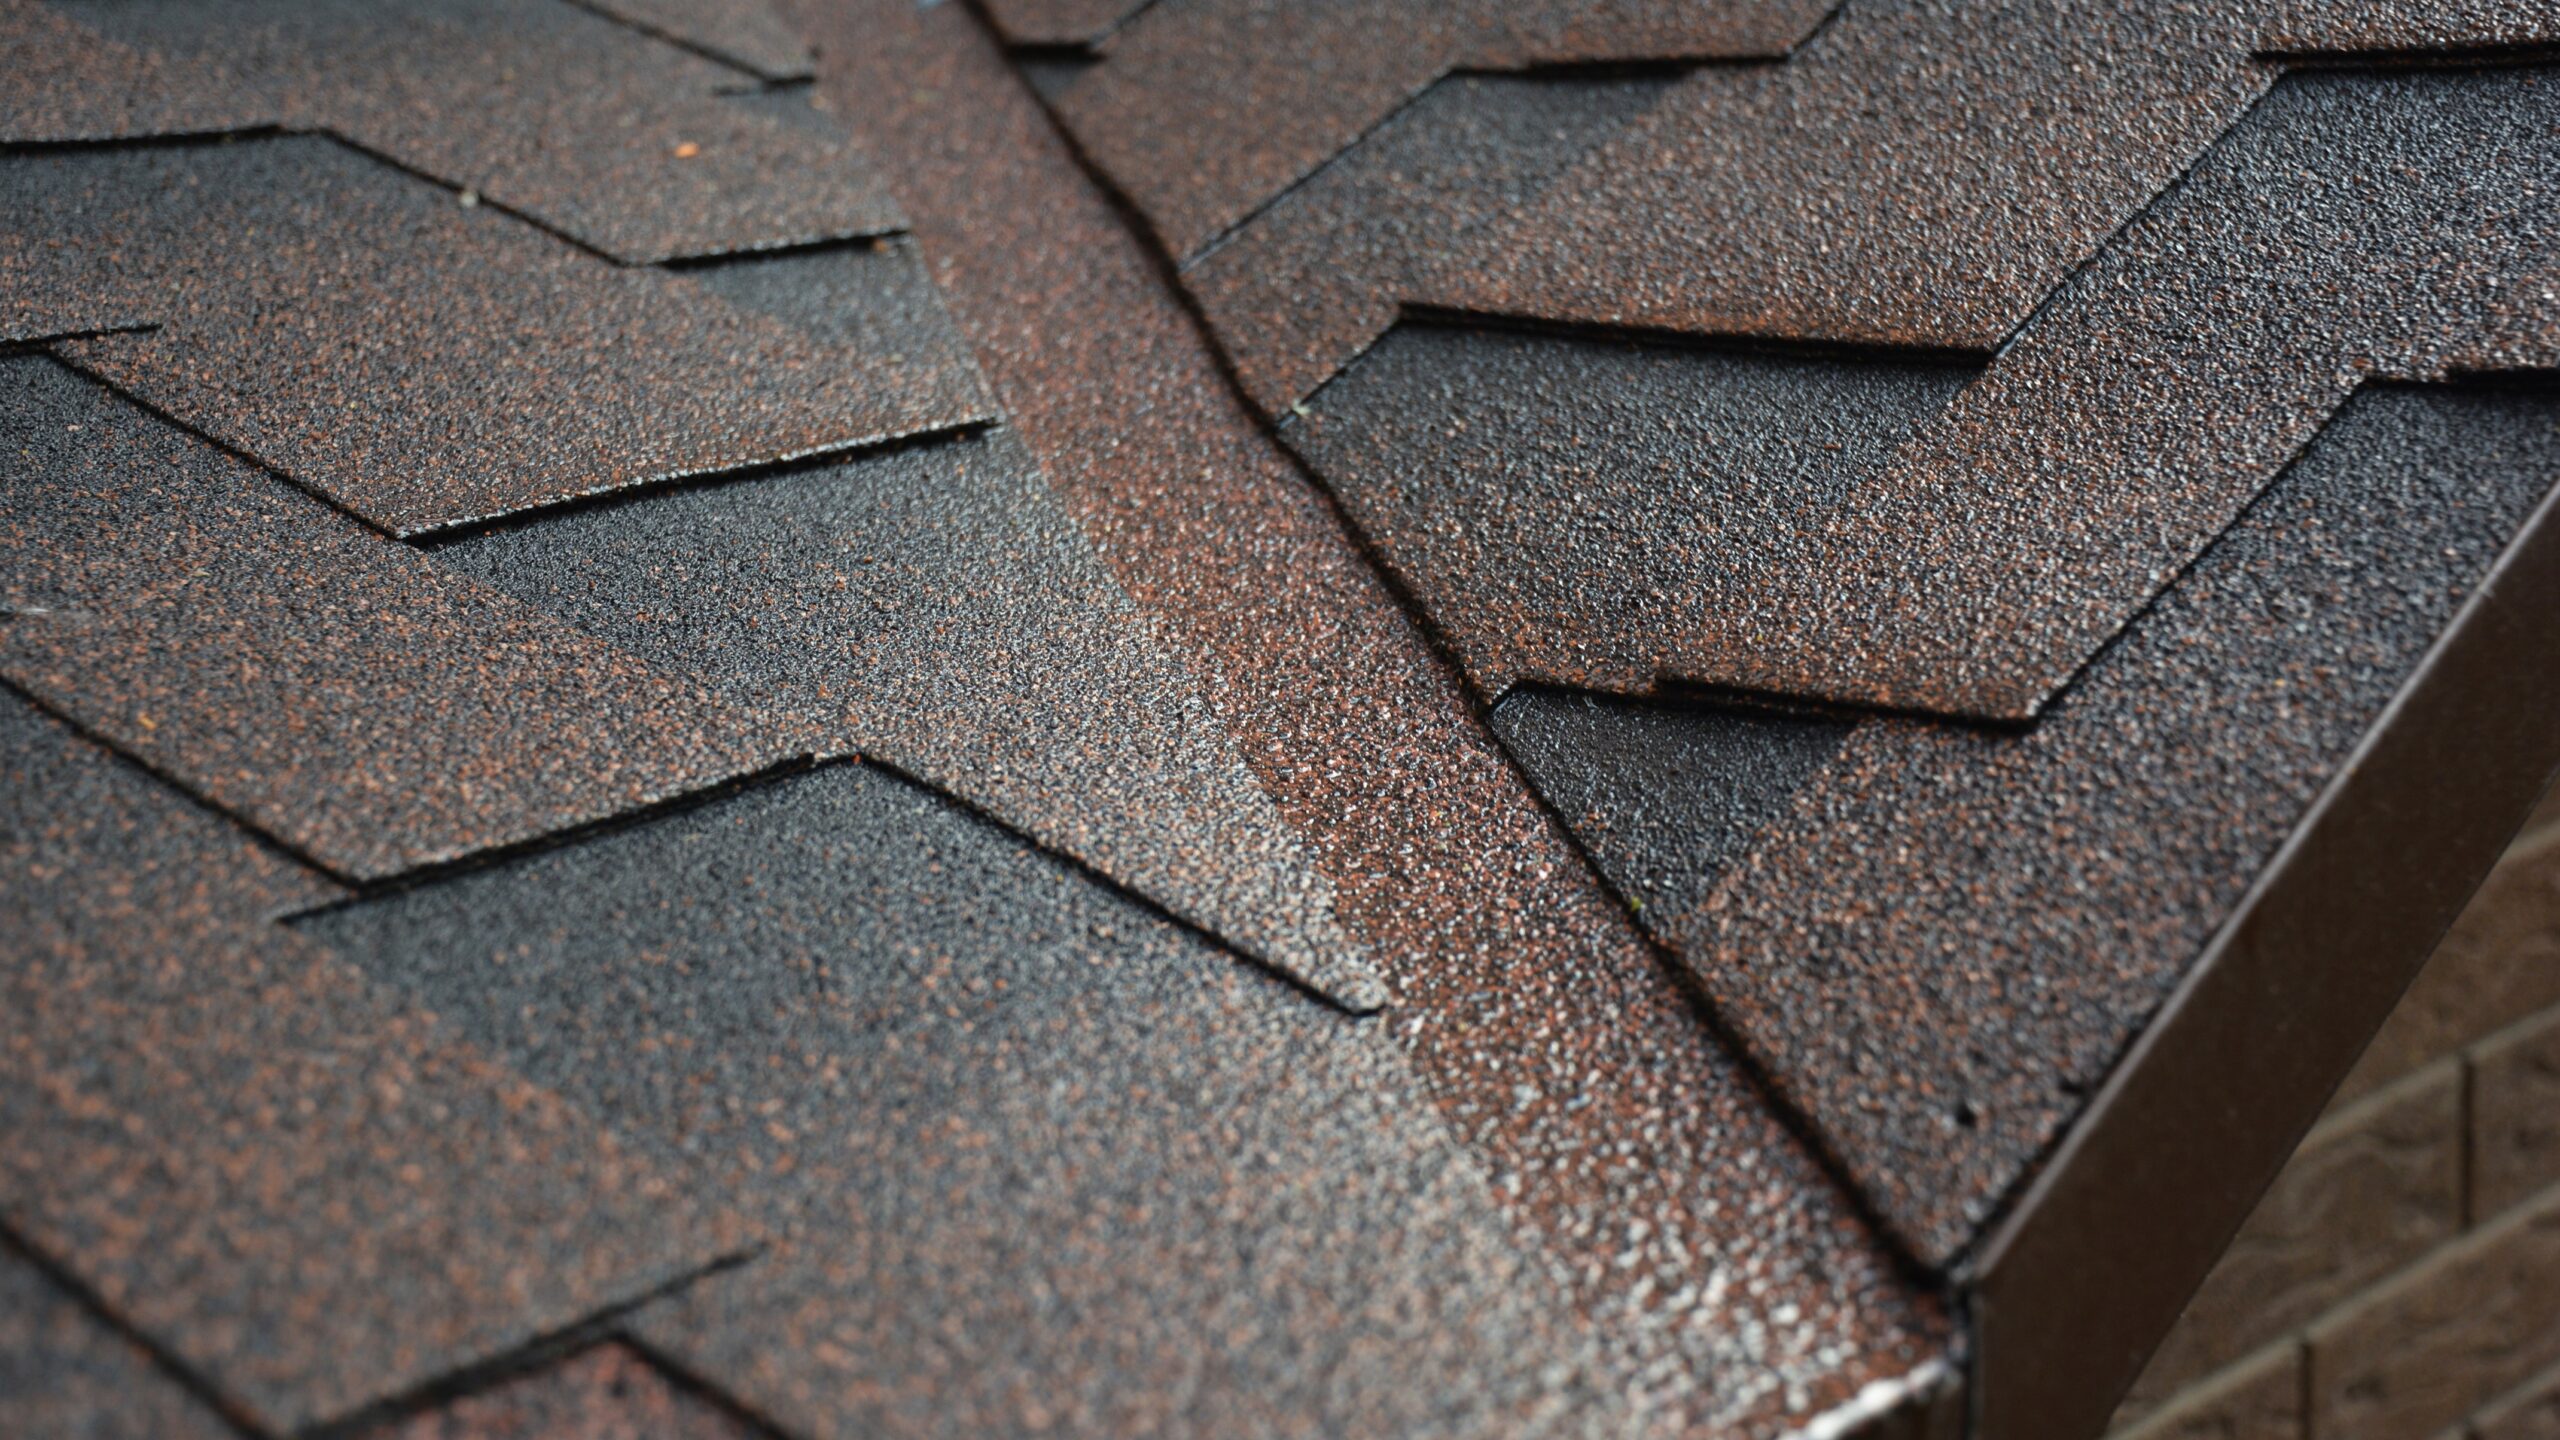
[565,0,816,82]
[1965,378,2560,1440]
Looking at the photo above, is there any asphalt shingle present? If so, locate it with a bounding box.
[303,761,1620,1439]
[12,0,885,261]
[0,136,988,535]
[1052,0,1829,260]
[0,690,750,1432]
[0,354,795,878]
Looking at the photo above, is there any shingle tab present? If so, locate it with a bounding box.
[0,137,988,534]
[0,692,751,1432]
[14,0,888,262]
[436,416,1382,1010]
[0,355,797,878]
[573,0,813,79]
[1293,324,1974,697]
[1429,0,2272,352]
[1186,74,1670,414]
[0,1243,232,1440]
[1307,68,2559,721]
[1055,0,1829,261]
[303,762,1623,1439]
[1546,380,2560,1262]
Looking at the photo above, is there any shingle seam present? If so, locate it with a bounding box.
[553,0,786,82]
[0,674,465,897]
[0,126,288,155]
[1277,332,2006,739]
[2258,36,2560,61]
[612,1333,802,1440]
[43,347,411,542]
[2,114,847,271]
[403,418,1001,545]
[292,1254,766,1440]
[654,229,902,271]
[262,756,817,904]
[0,1224,261,1440]
[274,121,916,268]
[0,677,328,927]
[281,749,1381,1019]
[971,0,1960,1286]
[1173,63,1714,279]
[1482,680,1953,1287]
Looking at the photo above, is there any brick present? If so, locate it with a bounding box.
[2335,833,2560,1104]
[2308,1185,2560,1440]
[2112,1340,2300,1440]
[2474,1006,2560,1222]
[2117,1060,2461,1420]
[2475,1358,2560,1440]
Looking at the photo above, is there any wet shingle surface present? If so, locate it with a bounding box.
[303,762,1624,1439]
[0,355,794,878]
[10,0,2558,1432]
[10,0,886,261]
[0,691,750,1432]
[1052,0,1830,261]
[0,136,988,534]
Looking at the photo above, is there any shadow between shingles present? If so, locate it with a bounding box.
[297,759,1619,1439]
[0,689,754,1434]
[0,353,804,881]
[0,134,991,536]
[8,0,889,262]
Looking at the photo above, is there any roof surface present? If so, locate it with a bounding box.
[2,2,2554,1438]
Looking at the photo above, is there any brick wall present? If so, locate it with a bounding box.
[2106,790,2560,1440]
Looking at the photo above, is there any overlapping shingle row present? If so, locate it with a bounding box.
[0,693,752,1432]
[1295,67,2558,719]
[0,42,1380,1008]
[1052,0,1833,261]
[1016,0,2560,1271]
[791,3,1953,1434]
[0,0,869,261]
[8,0,2555,1434]
[1,1,1509,1431]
